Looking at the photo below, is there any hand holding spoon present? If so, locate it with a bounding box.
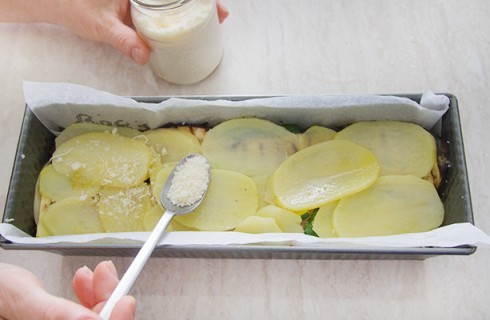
[99,154,210,319]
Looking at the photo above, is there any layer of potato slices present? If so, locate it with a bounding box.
[36,119,446,239]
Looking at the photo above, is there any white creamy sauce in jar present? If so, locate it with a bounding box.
[131,0,223,84]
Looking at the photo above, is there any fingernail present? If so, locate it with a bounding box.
[131,47,143,64]
[81,265,92,275]
[104,260,118,277]
[222,5,229,15]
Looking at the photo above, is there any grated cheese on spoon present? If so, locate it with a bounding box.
[167,155,210,207]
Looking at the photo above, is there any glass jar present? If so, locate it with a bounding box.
[130,0,224,85]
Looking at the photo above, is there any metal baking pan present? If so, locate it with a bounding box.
[1,94,476,259]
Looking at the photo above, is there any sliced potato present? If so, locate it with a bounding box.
[254,175,276,209]
[98,183,154,232]
[143,128,201,165]
[52,132,151,188]
[423,159,442,188]
[56,123,141,148]
[235,216,283,233]
[39,196,105,236]
[143,205,165,231]
[39,164,99,201]
[335,121,436,177]
[256,205,303,233]
[262,175,277,207]
[273,140,380,211]
[150,163,177,201]
[170,219,198,231]
[201,118,299,178]
[174,169,259,231]
[314,201,338,238]
[333,175,444,237]
[35,196,53,237]
[36,221,51,237]
[33,177,42,225]
[298,126,337,149]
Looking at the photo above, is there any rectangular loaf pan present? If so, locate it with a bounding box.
[1,94,476,259]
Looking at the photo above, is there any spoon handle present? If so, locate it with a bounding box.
[99,210,175,320]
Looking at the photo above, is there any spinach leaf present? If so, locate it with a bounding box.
[303,208,319,237]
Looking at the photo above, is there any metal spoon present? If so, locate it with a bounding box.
[99,154,210,320]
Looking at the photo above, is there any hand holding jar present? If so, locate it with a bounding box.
[0,0,228,68]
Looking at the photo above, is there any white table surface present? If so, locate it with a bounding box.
[1,1,490,319]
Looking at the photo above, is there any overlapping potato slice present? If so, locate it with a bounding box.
[256,205,303,233]
[150,163,176,201]
[143,127,201,166]
[52,132,151,188]
[273,140,380,211]
[39,196,105,236]
[173,169,259,231]
[335,121,436,177]
[55,123,142,148]
[98,183,154,232]
[39,164,99,201]
[298,126,337,149]
[235,216,282,233]
[235,205,304,234]
[333,175,444,237]
[201,118,299,178]
[313,201,338,238]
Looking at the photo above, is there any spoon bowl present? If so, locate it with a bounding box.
[160,153,211,215]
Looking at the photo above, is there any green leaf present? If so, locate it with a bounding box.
[282,123,301,134]
[303,208,319,237]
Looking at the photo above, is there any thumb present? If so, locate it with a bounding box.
[104,18,151,65]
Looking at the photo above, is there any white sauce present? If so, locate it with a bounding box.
[131,0,223,84]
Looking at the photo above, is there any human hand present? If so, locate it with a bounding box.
[0,261,135,320]
[73,260,136,320]
[55,0,229,65]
